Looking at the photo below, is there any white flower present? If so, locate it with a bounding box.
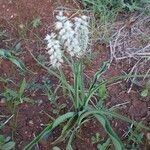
[45,11,90,68]
[45,33,63,68]
[74,16,90,53]
[59,28,66,36]
[55,12,82,57]
[81,15,88,20]
[45,34,51,41]
[55,22,63,30]
[56,11,67,21]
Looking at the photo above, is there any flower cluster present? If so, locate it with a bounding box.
[45,33,63,68]
[45,11,90,68]
[74,16,89,55]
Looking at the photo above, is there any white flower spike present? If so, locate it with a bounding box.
[45,11,90,68]
[45,33,63,68]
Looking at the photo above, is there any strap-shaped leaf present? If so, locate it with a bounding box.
[18,78,26,100]
[66,129,76,150]
[52,115,78,145]
[24,112,75,150]
[0,49,25,70]
[94,114,124,150]
[89,61,110,91]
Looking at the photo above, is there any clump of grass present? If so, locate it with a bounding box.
[81,0,150,24]
[80,0,150,43]
[109,13,150,93]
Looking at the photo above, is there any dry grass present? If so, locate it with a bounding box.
[109,13,150,83]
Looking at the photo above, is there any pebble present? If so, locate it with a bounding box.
[29,120,34,126]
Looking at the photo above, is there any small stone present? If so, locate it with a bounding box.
[19,24,24,29]
[10,15,14,18]
[40,123,44,126]
[0,98,5,104]
[29,120,34,126]
[146,132,150,144]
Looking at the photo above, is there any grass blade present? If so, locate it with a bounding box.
[18,78,26,100]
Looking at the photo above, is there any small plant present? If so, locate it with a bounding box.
[0,134,15,150]
[0,47,27,109]
[91,133,111,149]
[91,133,101,144]
[140,80,150,97]
[24,11,149,150]
[125,123,144,149]
[0,78,31,145]
[31,17,41,28]
[0,78,29,115]
[0,49,25,71]
[81,0,150,23]
[97,138,111,150]
[3,78,26,102]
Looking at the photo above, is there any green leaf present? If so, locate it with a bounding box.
[146,80,150,89]
[0,49,26,70]
[98,83,108,101]
[18,78,26,101]
[23,112,75,150]
[58,69,67,96]
[32,17,41,28]
[0,49,6,57]
[3,89,18,101]
[52,115,78,145]
[8,57,25,70]
[52,146,61,150]
[15,42,21,51]
[5,137,11,142]
[59,103,67,110]
[2,141,15,150]
[97,138,111,150]
[140,89,148,97]
[73,62,80,108]
[89,61,110,91]
[0,135,5,144]
[76,61,85,103]
[94,114,124,150]
[66,129,75,150]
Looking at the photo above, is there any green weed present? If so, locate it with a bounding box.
[97,138,111,150]
[1,78,27,112]
[125,123,144,149]
[0,135,15,150]
[81,0,150,23]
[141,80,150,97]
[31,17,42,28]
[0,49,26,71]
[91,133,101,144]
